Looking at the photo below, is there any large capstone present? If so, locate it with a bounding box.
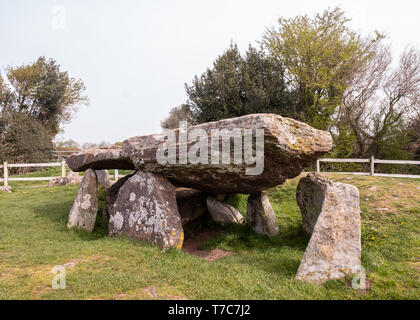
[295,173,362,283]
[66,114,332,194]
[206,196,244,225]
[66,147,133,171]
[246,192,279,237]
[0,186,12,193]
[67,169,98,232]
[108,170,184,250]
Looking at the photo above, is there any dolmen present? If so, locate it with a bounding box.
[64,113,362,282]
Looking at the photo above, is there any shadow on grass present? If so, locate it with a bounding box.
[184,214,309,277]
[31,198,109,240]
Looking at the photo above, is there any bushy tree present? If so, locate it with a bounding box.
[0,57,87,163]
[0,111,53,164]
[263,7,380,130]
[162,43,295,127]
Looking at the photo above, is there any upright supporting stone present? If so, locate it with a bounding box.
[67,169,98,232]
[206,196,244,225]
[96,170,112,188]
[246,192,279,237]
[108,170,184,250]
[296,173,362,283]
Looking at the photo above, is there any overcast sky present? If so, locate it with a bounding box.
[1,0,419,145]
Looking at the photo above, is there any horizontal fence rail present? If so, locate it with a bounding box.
[316,156,420,179]
[0,161,121,187]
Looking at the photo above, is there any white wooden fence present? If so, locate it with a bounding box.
[316,156,420,179]
[0,161,121,187]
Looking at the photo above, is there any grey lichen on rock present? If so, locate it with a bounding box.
[66,114,332,194]
[67,169,98,232]
[206,196,244,225]
[108,170,184,250]
[246,191,279,237]
[296,173,362,283]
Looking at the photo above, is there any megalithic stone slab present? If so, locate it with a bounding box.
[206,196,244,225]
[295,173,362,283]
[246,192,279,237]
[108,170,184,250]
[67,169,98,232]
[66,114,332,194]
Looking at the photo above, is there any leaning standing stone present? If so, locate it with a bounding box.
[67,169,98,232]
[246,192,279,237]
[108,170,184,250]
[296,173,333,235]
[295,173,362,283]
[206,196,244,225]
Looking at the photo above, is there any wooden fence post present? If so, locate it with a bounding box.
[114,169,119,181]
[370,156,375,176]
[61,160,66,177]
[3,162,8,187]
[316,160,320,173]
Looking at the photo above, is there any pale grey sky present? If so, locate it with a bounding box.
[1,0,419,145]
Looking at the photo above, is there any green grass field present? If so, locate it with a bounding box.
[0,173,419,300]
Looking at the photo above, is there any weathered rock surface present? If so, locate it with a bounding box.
[48,171,81,187]
[103,173,134,220]
[96,170,112,188]
[176,188,208,226]
[296,173,333,235]
[108,170,184,250]
[67,147,133,171]
[247,192,279,237]
[48,177,67,187]
[67,114,332,194]
[206,196,244,225]
[67,171,82,184]
[67,169,98,232]
[0,186,11,192]
[295,173,362,283]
